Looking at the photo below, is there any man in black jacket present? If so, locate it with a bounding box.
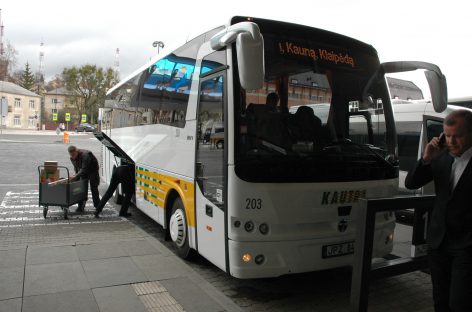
[94,164,134,218]
[68,145,100,212]
[405,110,472,312]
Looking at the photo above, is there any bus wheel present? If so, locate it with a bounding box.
[169,198,192,259]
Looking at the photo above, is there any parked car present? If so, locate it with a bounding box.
[75,123,96,132]
[203,122,223,143]
[210,131,224,149]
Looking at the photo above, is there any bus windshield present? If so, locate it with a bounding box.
[234,29,397,183]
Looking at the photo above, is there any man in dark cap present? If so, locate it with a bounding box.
[68,145,100,212]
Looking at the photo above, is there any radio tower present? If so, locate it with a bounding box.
[0,9,6,81]
[0,9,4,56]
[114,48,120,80]
[38,39,45,82]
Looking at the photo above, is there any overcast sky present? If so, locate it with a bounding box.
[1,0,470,98]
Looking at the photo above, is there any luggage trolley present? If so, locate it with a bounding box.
[38,165,88,219]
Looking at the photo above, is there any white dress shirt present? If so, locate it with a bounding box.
[450,146,472,190]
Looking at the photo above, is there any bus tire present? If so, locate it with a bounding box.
[169,198,193,259]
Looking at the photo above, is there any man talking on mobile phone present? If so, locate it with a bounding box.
[405,109,472,312]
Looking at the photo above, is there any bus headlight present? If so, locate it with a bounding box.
[244,221,255,232]
[259,223,269,235]
[242,253,252,263]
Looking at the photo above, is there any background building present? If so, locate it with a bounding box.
[387,77,424,100]
[0,81,40,129]
[43,87,82,130]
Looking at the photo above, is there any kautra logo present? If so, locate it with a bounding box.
[321,190,366,205]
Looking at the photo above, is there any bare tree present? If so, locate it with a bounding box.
[45,75,65,91]
[0,41,18,80]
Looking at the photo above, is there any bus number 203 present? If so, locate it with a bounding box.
[246,198,262,209]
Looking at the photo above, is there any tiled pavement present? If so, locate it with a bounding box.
[0,188,436,312]
[0,240,239,312]
[0,190,240,312]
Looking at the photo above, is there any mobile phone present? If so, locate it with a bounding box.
[438,132,446,147]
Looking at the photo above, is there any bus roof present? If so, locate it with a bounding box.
[448,96,472,103]
[231,16,377,56]
[108,16,379,96]
[107,25,224,95]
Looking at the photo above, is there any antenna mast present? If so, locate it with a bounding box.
[38,39,45,81]
[114,48,120,79]
[0,9,5,56]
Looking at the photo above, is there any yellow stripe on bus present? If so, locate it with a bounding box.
[135,176,165,192]
[136,184,165,207]
[134,167,195,227]
[135,190,162,209]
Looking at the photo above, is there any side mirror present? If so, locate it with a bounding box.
[424,70,447,113]
[236,32,264,91]
[363,61,448,113]
[210,22,265,91]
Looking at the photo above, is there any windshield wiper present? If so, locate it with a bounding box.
[260,140,287,155]
[245,133,289,155]
[326,139,396,169]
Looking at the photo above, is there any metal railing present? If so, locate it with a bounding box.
[350,195,435,312]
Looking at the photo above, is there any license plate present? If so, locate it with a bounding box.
[322,241,354,258]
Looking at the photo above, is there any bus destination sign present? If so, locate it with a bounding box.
[277,41,355,68]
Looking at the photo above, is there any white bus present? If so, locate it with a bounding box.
[393,100,471,193]
[98,16,447,278]
[391,100,472,225]
[448,96,472,109]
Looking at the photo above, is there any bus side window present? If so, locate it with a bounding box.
[109,73,142,129]
[200,50,226,76]
[196,74,225,208]
[138,55,196,128]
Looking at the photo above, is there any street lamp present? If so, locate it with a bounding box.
[152,41,164,54]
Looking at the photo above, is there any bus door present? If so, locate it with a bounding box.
[195,72,227,270]
[421,114,444,195]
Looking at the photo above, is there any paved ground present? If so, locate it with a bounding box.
[0,130,436,311]
[0,190,240,312]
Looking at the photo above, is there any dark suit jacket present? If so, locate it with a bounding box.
[405,151,472,250]
[70,149,100,185]
[112,165,135,193]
